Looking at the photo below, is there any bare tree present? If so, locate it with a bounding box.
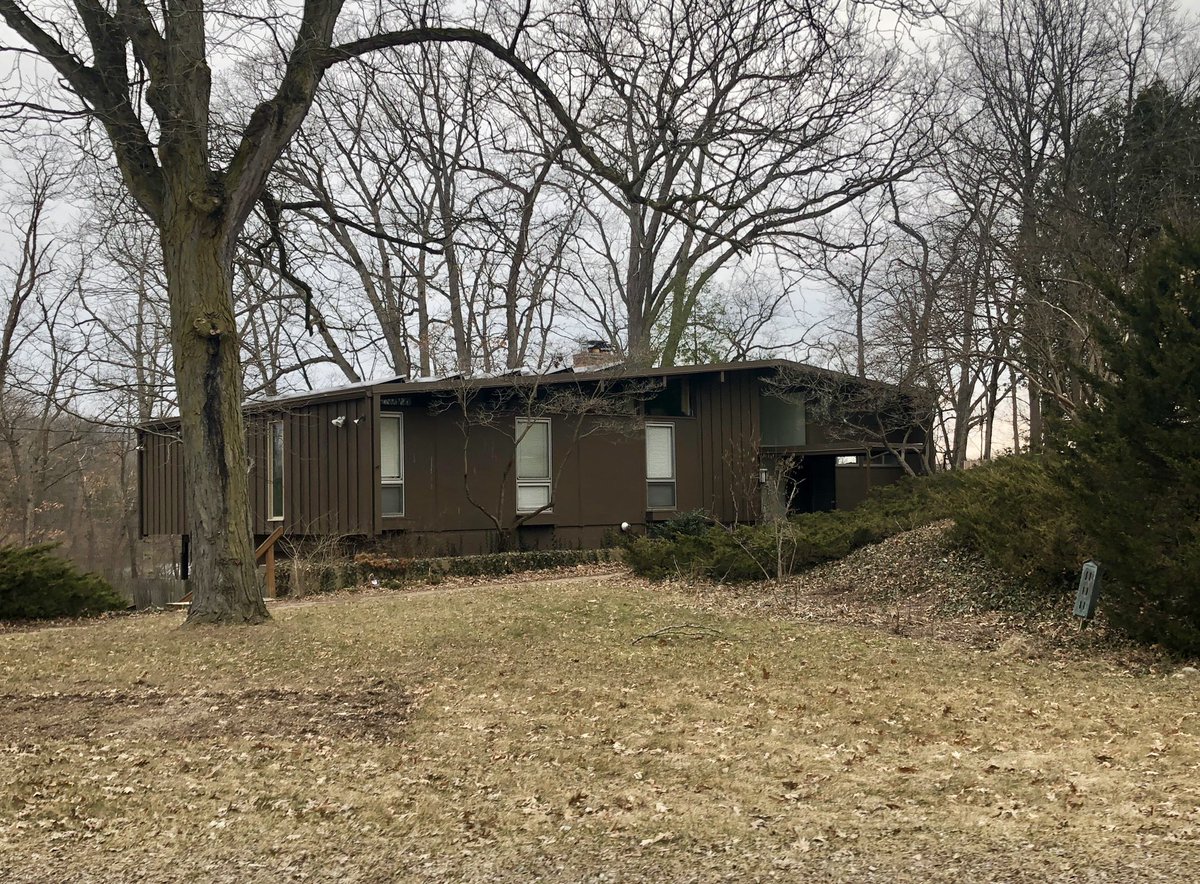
[662,260,802,364]
[0,1,653,623]
[948,0,1127,446]
[812,200,893,379]
[269,44,586,377]
[0,144,86,546]
[75,191,177,578]
[556,0,939,365]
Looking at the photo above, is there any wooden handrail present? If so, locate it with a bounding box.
[255,524,286,599]
[176,526,287,605]
[255,524,286,561]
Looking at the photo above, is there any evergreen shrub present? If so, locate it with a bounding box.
[623,455,1085,592]
[1060,229,1200,653]
[0,544,126,620]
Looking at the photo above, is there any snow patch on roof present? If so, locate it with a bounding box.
[244,375,407,407]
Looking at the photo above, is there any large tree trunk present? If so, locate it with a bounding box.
[163,221,266,625]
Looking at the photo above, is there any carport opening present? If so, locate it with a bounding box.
[784,454,837,514]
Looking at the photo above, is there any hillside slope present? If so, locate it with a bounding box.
[679,520,1113,653]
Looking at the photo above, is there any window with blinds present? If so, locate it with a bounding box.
[380,413,404,516]
[516,418,552,512]
[645,422,676,510]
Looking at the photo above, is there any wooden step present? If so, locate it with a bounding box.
[165,598,278,609]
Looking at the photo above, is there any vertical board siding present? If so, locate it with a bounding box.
[140,368,913,546]
[137,427,187,536]
[137,377,771,540]
[280,396,373,537]
[361,396,376,535]
[702,379,715,512]
[693,370,760,523]
[247,418,265,535]
[139,394,375,539]
[337,404,349,536]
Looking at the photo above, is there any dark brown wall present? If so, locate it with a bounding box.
[139,394,375,539]
[381,404,648,556]
[382,370,766,552]
[801,421,927,453]
[268,396,375,537]
[834,464,907,510]
[138,428,188,535]
[694,368,761,521]
[139,367,927,551]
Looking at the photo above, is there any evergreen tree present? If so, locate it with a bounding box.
[1065,82,1200,277]
[1063,228,1200,652]
[0,545,126,620]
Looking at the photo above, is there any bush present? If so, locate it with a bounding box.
[647,510,716,540]
[946,455,1082,593]
[623,454,1086,592]
[624,507,898,583]
[351,547,618,591]
[0,544,126,620]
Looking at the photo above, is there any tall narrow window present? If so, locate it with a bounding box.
[646,422,676,510]
[380,413,404,517]
[268,421,284,521]
[515,418,552,512]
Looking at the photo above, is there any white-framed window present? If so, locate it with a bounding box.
[646,422,677,510]
[380,413,405,517]
[515,418,552,513]
[268,420,284,522]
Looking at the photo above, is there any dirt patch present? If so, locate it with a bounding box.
[0,681,414,743]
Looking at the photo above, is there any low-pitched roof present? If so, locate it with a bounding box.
[140,358,901,427]
[239,359,818,409]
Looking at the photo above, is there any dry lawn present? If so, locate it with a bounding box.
[1,575,1198,883]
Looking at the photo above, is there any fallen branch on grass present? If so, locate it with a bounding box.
[632,624,724,645]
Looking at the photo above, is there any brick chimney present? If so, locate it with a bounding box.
[572,340,620,370]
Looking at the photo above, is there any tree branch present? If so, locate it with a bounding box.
[277,199,441,252]
[222,0,345,232]
[325,27,631,198]
[0,0,165,220]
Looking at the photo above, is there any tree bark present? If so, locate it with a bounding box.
[163,220,266,625]
[1027,385,1043,454]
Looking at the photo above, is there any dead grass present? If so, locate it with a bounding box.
[1,575,1198,883]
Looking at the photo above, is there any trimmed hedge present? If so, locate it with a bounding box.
[0,544,127,620]
[277,547,619,597]
[359,547,619,585]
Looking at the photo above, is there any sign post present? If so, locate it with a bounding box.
[1073,559,1102,628]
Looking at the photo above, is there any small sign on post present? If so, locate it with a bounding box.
[1074,559,1102,625]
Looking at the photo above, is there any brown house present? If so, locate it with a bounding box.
[138,359,930,556]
